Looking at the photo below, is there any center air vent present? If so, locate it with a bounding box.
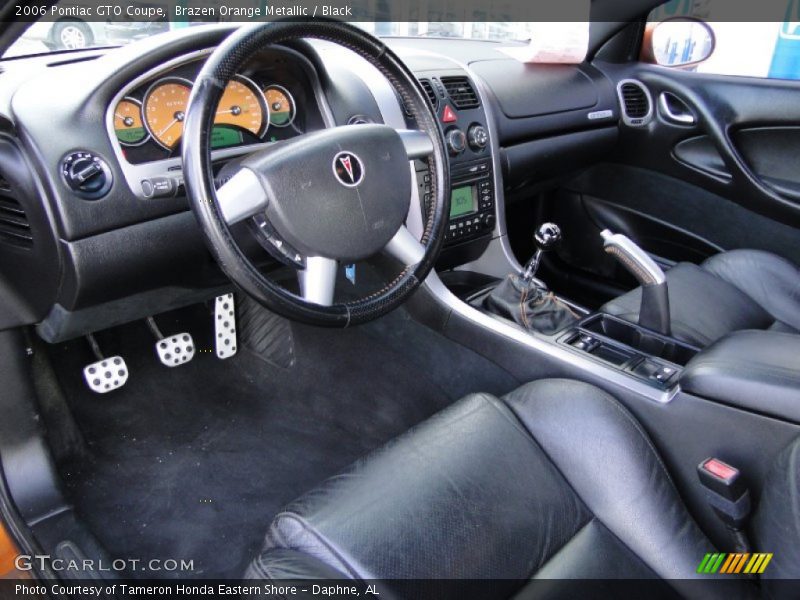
[0,174,32,248]
[418,79,438,110]
[441,76,480,109]
[617,80,653,127]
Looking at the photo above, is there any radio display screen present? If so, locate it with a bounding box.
[450,185,477,218]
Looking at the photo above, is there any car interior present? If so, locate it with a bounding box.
[0,1,799,598]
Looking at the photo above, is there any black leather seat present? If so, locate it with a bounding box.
[245,379,800,598]
[601,249,800,347]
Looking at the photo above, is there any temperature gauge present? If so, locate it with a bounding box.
[113,98,148,146]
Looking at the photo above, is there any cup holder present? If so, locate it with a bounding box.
[580,314,699,366]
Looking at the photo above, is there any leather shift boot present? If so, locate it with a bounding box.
[484,274,579,334]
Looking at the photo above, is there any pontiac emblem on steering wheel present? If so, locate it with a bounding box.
[333,151,365,187]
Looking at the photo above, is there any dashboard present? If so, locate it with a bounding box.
[110,50,323,165]
[0,24,618,340]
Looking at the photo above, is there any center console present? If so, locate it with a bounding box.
[419,157,495,245]
[561,313,700,389]
[407,72,497,265]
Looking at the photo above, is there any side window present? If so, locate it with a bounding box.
[644,0,800,81]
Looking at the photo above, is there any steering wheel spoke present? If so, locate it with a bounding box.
[298,256,338,306]
[215,168,269,224]
[397,129,435,160]
[183,22,447,326]
[384,225,426,267]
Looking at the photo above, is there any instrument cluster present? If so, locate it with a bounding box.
[111,54,318,165]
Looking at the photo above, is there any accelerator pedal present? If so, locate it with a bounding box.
[83,334,128,394]
[214,293,238,359]
[147,317,195,367]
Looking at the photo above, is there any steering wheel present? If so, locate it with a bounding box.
[182,21,449,327]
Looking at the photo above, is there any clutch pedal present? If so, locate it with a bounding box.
[83,334,128,394]
[214,293,238,359]
[147,317,195,367]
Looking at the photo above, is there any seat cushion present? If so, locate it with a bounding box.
[601,250,800,347]
[247,380,754,599]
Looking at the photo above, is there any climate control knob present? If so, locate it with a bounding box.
[61,151,113,200]
[446,128,467,155]
[468,125,489,150]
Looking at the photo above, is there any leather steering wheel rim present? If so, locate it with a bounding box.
[182,20,450,327]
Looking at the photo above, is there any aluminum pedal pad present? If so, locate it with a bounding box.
[83,356,129,394]
[214,293,238,359]
[155,333,195,367]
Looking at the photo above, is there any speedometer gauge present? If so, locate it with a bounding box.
[113,98,148,146]
[215,76,267,138]
[264,85,295,127]
[143,77,192,150]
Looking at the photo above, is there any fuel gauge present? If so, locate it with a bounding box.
[113,98,149,146]
[264,85,296,128]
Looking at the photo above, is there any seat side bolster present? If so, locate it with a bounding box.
[246,547,351,581]
[502,379,752,599]
[753,437,800,586]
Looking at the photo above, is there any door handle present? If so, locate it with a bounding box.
[658,92,696,125]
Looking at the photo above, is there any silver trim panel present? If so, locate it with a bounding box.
[345,45,674,404]
[616,79,654,127]
[658,92,696,126]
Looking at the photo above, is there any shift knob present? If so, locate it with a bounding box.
[534,222,562,252]
[523,223,562,282]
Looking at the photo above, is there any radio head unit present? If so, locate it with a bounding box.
[416,157,495,245]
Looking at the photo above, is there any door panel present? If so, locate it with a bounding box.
[551,62,800,296]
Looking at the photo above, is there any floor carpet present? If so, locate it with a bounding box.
[48,302,518,578]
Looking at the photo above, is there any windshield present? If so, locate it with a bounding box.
[3,2,537,59]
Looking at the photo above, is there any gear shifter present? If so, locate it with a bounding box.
[600,229,671,336]
[483,222,579,334]
[522,223,562,282]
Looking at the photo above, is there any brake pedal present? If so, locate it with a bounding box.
[147,317,195,367]
[214,293,238,359]
[83,334,128,394]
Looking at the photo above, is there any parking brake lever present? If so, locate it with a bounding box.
[601,229,671,336]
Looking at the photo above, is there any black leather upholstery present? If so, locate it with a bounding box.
[753,437,800,599]
[247,379,760,599]
[601,250,800,347]
[680,330,800,422]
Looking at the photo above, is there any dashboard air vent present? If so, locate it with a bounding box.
[441,76,480,109]
[617,80,652,126]
[418,79,438,110]
[0,174,32,248]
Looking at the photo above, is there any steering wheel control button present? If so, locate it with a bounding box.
[214,294,238,360]
[141,176,177,199]
[332,151,364,188]
[446,128,467,155]
[441,104,457,123]
[61,151,113,200]
[468,124,489,150]
[83,356,129,394]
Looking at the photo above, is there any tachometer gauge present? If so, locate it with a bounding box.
[214,76,267,138]
[113,98,148,146]
[264,85,295,128]
[143,78,192,150]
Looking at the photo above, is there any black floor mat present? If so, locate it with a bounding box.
[48,303,518,579]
